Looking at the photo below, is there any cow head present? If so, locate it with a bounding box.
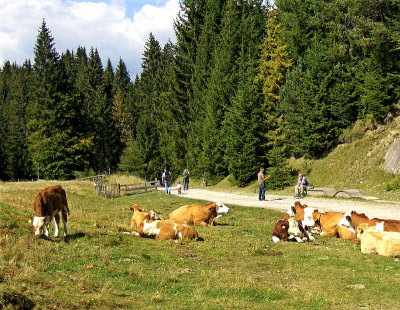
[302,207,316,228]
[356,223,375,238]
[130,205,146,213]
[215,202,229,218]
[338,212,354,230]
[31,216,49,236]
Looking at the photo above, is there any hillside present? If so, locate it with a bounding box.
[289,116,400,201]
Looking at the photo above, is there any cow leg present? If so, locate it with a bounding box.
[44,217,51,237]
[62,209,68,237]
[53,214,60,237]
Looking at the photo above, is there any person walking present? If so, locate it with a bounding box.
[258,167,271,201]
[162,168,172,195]
[183,168,190,191]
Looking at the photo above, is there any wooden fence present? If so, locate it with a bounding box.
[94,180,158,198]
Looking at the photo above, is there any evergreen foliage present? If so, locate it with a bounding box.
[0,1,399,187]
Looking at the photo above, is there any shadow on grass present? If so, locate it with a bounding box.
[63,232,85,243]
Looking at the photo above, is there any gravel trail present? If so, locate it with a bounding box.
[166,188,400,220]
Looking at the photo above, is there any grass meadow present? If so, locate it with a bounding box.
[1,180,400,309]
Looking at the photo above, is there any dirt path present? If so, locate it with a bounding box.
[166,188,400,220]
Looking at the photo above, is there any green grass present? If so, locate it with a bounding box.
[1,180,400,309]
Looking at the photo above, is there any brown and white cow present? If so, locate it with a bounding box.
[272,220,290,242]
[130,205,199,240]
[284,201,319,233]
[312,210,355,239]
[169,202,229,226]
[30,185,70,237]
[357,224,400,257]
[340,211,400,233]
[272,207,315,242]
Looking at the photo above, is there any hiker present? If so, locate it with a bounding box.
[294,174,312,198]
[258,167,271,201]
[183,168,190,191]
[162,168,172,195]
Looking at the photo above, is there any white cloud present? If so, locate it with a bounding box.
[0,0,180,76]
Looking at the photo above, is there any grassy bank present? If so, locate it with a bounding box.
[1,180,400,309]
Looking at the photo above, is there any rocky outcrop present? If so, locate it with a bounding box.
[383,139,400,174]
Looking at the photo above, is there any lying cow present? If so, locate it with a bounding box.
[284,202,319,233]
[272,220,290,242]
[30,185,70,237]
[130,205,199,240]
[357,224,400,257]
[312,210,355,239]
[272,207,314,243]
[340,211,400,233]
[169,202,229,226]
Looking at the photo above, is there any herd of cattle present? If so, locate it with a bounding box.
[273,201,400,257]
[30,185,400,257]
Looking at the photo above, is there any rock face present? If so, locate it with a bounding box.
[383,139,400,174]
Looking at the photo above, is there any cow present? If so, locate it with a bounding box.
[272,207,314,243]
[130,205,162,231]
[272,220,290,243]
[312,210,355,239]
[169,202,229,226]
[340,211,400,233]
[130,205,199,241]
[30,185,70,237]
[357,224,400,257]
[284,202,319,233]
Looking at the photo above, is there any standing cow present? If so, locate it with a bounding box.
[30,185,70,237]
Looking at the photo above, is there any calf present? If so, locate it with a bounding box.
[284,202,318,233]
[30,185,70,237]
[357,224,400,257]
[272,220,290,243]
[272,207,314,243]
[169,202,229,226]
[130,206,199,241]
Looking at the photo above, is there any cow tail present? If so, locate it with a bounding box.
[63,194,70,216]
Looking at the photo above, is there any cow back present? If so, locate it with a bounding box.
[169,203,217,225]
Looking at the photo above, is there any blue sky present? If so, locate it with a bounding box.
[0,0,179,76]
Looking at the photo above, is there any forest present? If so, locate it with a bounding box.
[0,0,399,187]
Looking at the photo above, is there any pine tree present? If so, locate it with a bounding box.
[223,63,265,187]
[28,20,65,179]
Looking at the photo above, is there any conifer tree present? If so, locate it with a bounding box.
[255,9,292,152]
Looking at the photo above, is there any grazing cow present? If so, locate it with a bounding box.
[30,185,70,237]
[130,205,199,240]
[312,210,356,239]
[169,202,229,226]
[357,224,400,257]
[340,211,400,233]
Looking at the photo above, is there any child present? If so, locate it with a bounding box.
[176,182,183,194]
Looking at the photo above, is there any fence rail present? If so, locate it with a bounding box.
[94,180,158,198]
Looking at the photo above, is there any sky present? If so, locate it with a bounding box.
[0,0,180,77]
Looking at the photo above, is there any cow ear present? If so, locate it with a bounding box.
[209,206,217,211]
